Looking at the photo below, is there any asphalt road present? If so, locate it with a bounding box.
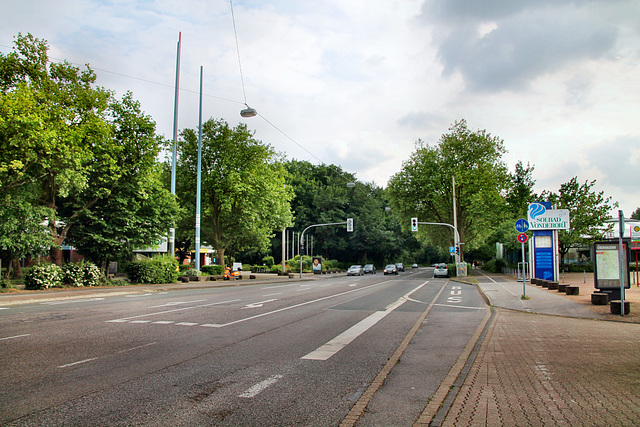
[0,268,488,426]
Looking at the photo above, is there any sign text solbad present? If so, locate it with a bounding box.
[527,203,570,230]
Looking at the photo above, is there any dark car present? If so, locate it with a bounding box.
[363,264,376,274]
[384,264,398,275]
[395,263,405,272]
[433,263,450,278]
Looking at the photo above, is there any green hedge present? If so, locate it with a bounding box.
[562,263,594,272]
[483,258,508,273]
[125,255,179,284]
[201,265,224,275]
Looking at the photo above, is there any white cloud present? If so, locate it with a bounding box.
[1,0,638,214]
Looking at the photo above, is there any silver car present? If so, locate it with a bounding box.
[347,265,364,276]
[433,263,450,278]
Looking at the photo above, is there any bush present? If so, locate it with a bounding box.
[262,256,274,267]
[185,268,201,277]
[201,265,224,275]
[483,258,508,273]
[125,255,179,284]
[24,263,64,289]
[563,263,594,272]
[62,261,102,287]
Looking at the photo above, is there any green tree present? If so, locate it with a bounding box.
[0,33,113,265]
[631,207,640,220]
[387,120,510,260]
[0,191,52,278]
[541,177,617,266]
[63,94,180,269]
[175,118,293,270]
[505,161,537,217]
[282,160,406,266]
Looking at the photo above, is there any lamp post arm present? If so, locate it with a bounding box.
[299,222,348,278]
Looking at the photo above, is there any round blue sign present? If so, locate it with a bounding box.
[515,218,529,233]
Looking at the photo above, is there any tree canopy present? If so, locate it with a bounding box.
[0,33,178,269]
[387,120,510,259]
[174,118,293,269]
[541,177,617,266]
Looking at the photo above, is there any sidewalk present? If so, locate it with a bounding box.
[420,270,640,426]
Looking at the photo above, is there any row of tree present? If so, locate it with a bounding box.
[1,33,632,279]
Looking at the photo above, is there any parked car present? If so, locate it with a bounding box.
[434,263,450,278]
[384,264,398,275]
[347,265,364,276]
[395,262,405,272]
[412,263,418,269]
[363,264,376,274]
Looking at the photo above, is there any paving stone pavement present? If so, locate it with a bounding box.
[438,308,640,426]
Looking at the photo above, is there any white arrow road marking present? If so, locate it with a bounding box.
[203,281,393,329]
[302,281,429,361]
[106,299,241,323]
[238,375,283,398]
[242,299,278,309]
[150,299,207,308]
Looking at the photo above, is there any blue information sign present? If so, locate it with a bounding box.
[515,218,529,233]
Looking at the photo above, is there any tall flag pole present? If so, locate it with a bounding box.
[169,32,181,257]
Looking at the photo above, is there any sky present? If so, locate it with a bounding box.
[1,0,639,218]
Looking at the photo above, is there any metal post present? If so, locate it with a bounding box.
[169,32,181,258]
[522,241,527,298]
[452,176,460,274]
[195,66,203,271]
[618,210,625,316]
[281,228,286,274]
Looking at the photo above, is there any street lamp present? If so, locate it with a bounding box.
[240,104,257,117]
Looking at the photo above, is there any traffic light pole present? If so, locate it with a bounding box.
[417,221,463,277]
[299,221,351,278]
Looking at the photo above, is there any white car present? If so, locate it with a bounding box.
[434,263,450,278]
[347,265,364,276]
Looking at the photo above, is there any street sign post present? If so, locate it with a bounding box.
[517,232,529,297]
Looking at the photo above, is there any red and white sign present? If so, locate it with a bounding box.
[517,233,528,243]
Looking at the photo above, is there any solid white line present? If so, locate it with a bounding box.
[210,281,393,328]
[262,293,283,297]
[175,322,198,326]
[302,281,429,361]
[238,375,283,398]
[105,299,241,323]
[58,357,98,368]
[0,334,31,341]
[117,342,159,354]
[433,303,487,310]
[40,298,105,305]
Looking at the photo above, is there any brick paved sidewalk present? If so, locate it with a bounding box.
[438,308,640,426]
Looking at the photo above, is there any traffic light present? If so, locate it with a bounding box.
[411,217,418,232]
[346,218,354,232]
[455,245,460,255]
